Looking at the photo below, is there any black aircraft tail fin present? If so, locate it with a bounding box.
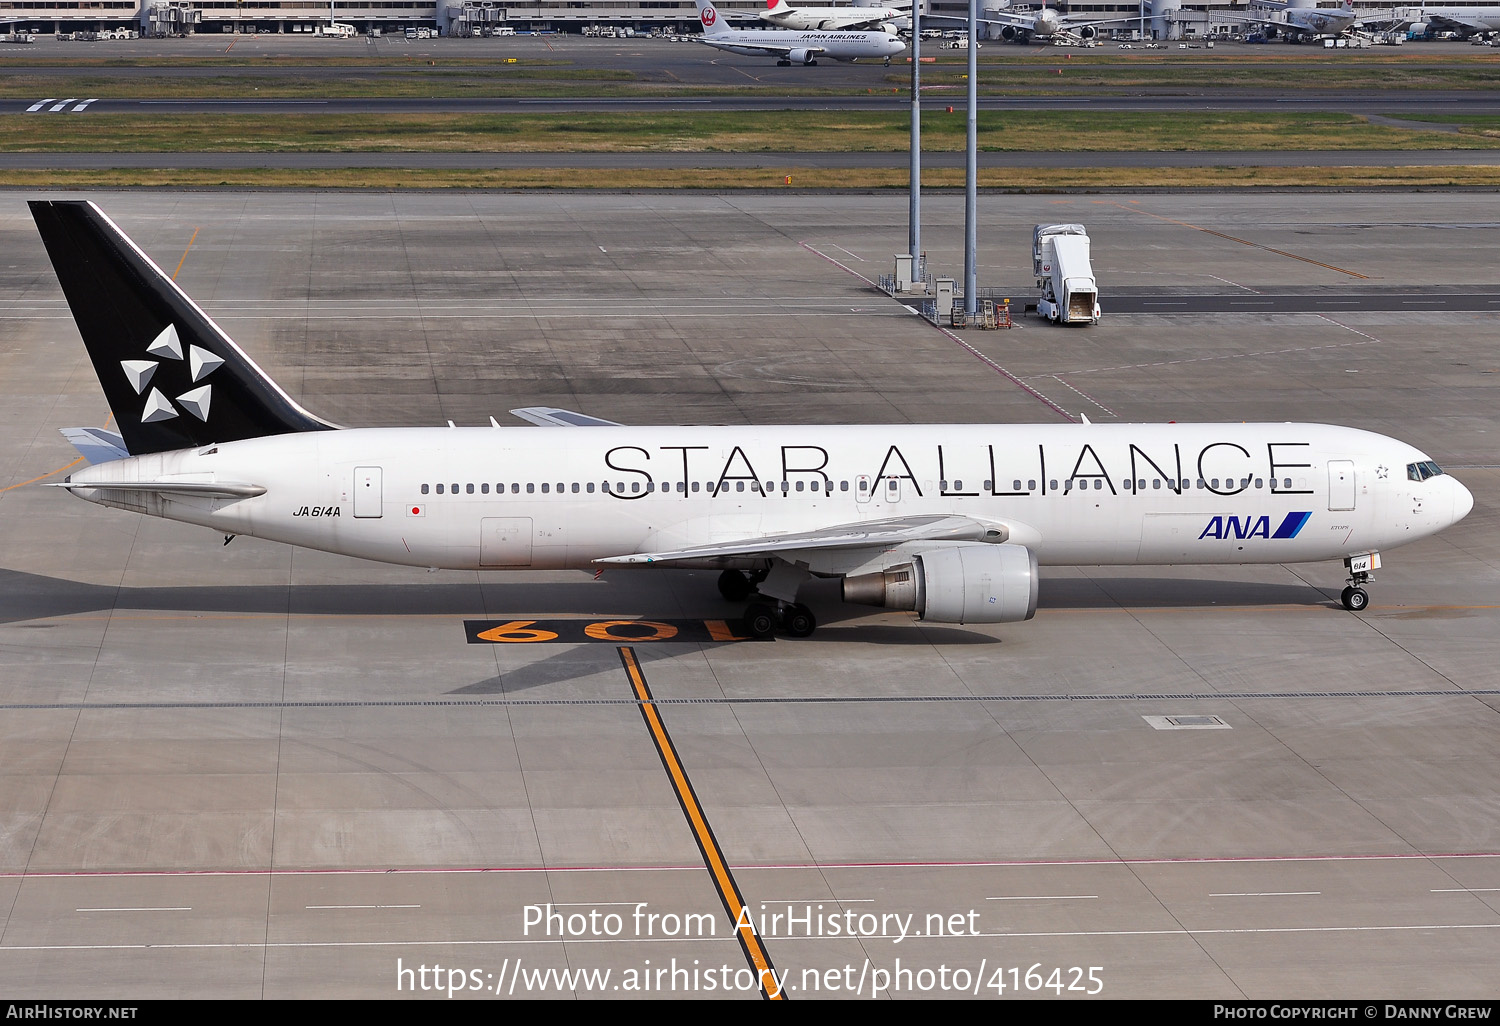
[29,200,338,456]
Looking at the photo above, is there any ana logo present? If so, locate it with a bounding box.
[701,5,717,25]
[119,323,223,426]
[1199,511,1311,541]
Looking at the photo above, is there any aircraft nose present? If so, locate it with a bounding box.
[1452,477,1475,525]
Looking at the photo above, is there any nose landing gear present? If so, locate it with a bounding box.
[1340,552,1381,611]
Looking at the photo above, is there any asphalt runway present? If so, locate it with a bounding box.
[1,192,1497,999]
[8,32,1500,113]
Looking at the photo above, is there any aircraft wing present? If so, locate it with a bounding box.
[922,10,1141,33]
[509,407,624,427]
[594,513,1006,567]
[1414,10,1492,31]
[708,6,765,20]
[764,13,893,28]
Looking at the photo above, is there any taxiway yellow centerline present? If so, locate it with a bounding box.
[617,645,785,1000]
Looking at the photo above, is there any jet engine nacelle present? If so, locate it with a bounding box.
[788,47,817,63]
[1078,25,1096,39]
[841,544,1039,624]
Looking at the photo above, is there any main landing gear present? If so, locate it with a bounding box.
[718,569,816,638]
[746,599,817,639]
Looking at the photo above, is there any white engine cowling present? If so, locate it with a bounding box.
[788,47,816,63]
[841,544,1038,624]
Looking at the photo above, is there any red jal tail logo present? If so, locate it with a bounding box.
[701,5,717,25]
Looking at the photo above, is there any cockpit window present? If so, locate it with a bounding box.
[1407,461,1445,482]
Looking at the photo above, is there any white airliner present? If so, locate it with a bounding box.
[32,201,1473,638]
[929,2,1139,46]
[692,0,907,64]
[1229,0,1359,40]
[1392,3,1500,36]
[759,0,906,32]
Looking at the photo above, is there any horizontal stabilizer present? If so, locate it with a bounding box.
[509,407,624,428]
[59,427,130,465]
[594,513,1005,566]
[49,479,266,499]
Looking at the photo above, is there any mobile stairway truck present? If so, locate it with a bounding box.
[1033,223,1101,325]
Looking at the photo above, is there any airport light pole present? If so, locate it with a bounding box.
[909,1,921,266]
[964,0,978,317]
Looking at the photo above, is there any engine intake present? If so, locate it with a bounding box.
[842,544,1038,624]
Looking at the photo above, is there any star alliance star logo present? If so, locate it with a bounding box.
[119,324,223,425]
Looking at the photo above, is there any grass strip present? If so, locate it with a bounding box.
[3,111,1498,153]
[8,164,1500,190]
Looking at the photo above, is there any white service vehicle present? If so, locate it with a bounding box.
[1033,223,1101,325]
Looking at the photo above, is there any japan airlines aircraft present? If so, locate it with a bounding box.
[31,200,1473,638]
[759,0,906,32]
[692,0,907,63]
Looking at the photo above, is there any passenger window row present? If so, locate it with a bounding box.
[420,480,852,496]
[416,477,1297,496]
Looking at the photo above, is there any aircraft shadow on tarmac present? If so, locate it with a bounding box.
[0,566,1333,628]
[0,566,1340,697]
